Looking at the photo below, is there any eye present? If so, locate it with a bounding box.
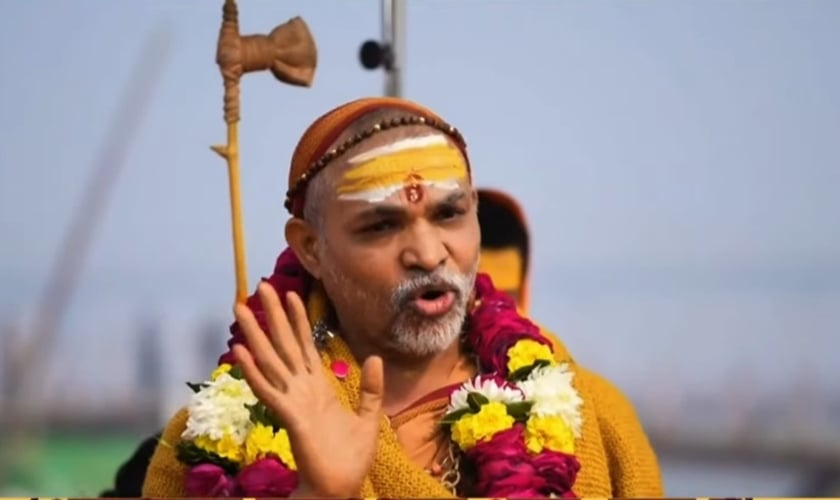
[435,205,466,221]
[361,219,398,234]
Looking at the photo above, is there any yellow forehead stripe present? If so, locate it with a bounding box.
[336,143,468,196]
[479,247,523,291]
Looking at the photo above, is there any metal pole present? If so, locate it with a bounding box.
[382,0,405,97]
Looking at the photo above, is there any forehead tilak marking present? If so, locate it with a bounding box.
[336,138,467,203]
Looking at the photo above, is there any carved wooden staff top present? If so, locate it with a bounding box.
[210,0,317,303]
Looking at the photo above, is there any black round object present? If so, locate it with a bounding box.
[359,40,384,70]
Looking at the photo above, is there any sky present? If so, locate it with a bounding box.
[0,0,839,405]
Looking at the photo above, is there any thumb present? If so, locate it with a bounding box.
[357,355,384,420]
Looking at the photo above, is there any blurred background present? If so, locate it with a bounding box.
[1,0,839,497]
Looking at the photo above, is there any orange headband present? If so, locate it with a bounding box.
[285,97,470,217]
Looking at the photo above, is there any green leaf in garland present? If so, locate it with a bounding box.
[186,382,206,393]
[247,403,270,426]
[440,408,472,425]
[270,415,283,430]
[506,401,534,422]
[175,441,239,474]
[466,392,489,412]
[228,364,244,380]
[247,402,283,431]
[508,359,552,382]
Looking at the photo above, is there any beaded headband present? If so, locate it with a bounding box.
[284,113,470,214]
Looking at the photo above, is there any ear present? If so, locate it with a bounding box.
[285,217,323,279]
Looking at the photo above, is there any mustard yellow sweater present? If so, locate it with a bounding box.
[143,330,663,498]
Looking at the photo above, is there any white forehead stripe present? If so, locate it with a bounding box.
[336,179,461,203]
[347,135,448,164]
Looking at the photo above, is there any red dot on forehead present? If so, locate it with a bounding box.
[405,185,424,203]
[404,173,424,203]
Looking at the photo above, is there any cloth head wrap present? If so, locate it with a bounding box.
[285,96,470,217]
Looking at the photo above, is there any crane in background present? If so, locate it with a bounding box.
[0,25,174,492]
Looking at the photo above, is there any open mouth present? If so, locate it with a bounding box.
[420,289,446,300]
[409,285,457,317]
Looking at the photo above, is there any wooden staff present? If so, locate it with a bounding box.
[210,0,317,303]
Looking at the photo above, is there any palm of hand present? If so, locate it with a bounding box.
[286,388,380,496]
[232,283,384,498]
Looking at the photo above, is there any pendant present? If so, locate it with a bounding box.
[312,320,334,346]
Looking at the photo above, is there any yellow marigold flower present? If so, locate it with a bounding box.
[507,339,555,374]
[244,424,298,470]
[211,363,232,381]
[244,424,273,464]
[525,415,575,454]
[450,401,515,451]
[193,435,214,454]
[194,432,244,463]
[215,432,244,462]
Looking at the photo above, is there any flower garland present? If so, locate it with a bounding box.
[440,273,583,498]
[176,363,299,497]
[175,249,583,498]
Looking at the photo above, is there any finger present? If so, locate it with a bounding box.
[357,355,384,421]
[285,291,320,368]
[233,345,291,418]
[234,302,291,385]
[258,282,306,374]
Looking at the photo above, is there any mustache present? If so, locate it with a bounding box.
[392,269,474,308]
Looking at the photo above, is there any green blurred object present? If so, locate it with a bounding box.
[0,433,141,496]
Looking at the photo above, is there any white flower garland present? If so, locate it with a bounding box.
[182,371,258,444]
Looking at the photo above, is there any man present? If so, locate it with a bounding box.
[476,188,532,313]
[99,189,534,498]
[142,97,663,498]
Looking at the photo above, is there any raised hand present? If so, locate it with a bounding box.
[232,282,384,498]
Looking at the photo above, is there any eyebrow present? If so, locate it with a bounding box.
[440,190,467,206]
[351,190,468,222]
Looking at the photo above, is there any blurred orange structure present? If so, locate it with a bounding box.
[476,188,531,313]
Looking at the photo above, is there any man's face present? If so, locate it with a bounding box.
[315,130,480,358]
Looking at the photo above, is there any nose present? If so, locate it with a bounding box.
[399,222,448,273]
